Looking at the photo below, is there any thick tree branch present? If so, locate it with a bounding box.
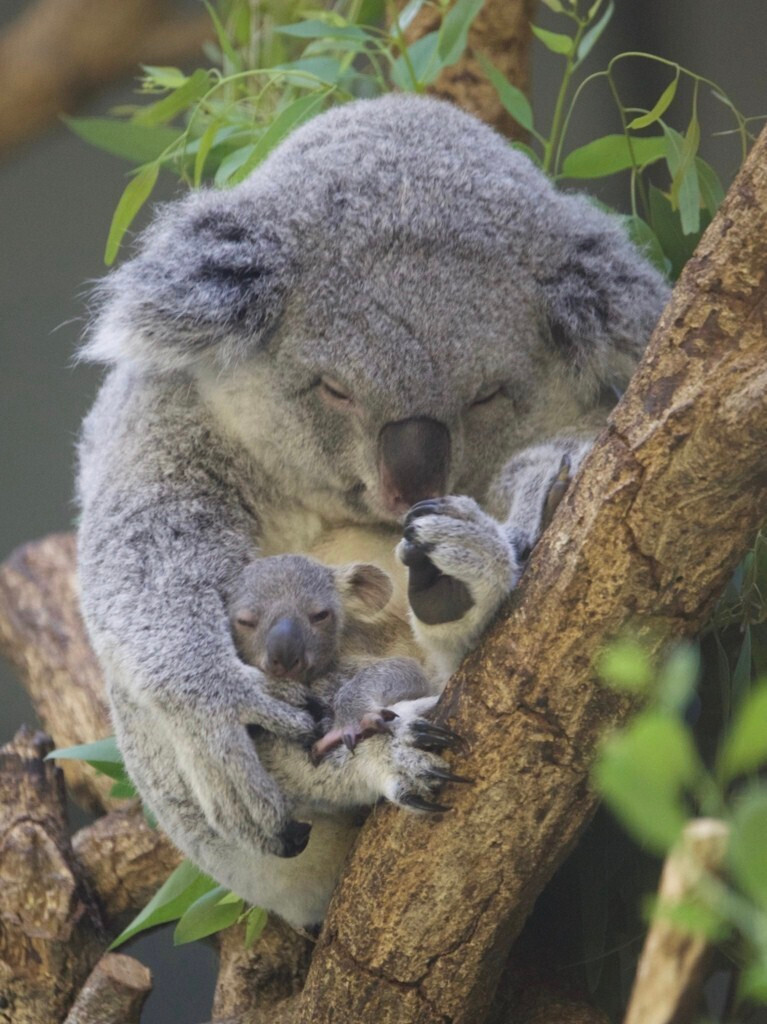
[0,0,210,158]
[293,124,767,1024]
[62,953,152,1024]
[623,820,729,1024]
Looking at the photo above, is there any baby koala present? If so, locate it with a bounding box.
[230,554,440,760]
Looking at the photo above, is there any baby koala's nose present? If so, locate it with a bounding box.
[266,618,307,679]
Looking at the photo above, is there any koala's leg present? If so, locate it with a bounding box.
[486,438,592,559]
[312,657,444,759]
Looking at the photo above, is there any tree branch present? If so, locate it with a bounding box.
[292,123,767,1024]
[0,0,210,159]
[62,953,152,1024]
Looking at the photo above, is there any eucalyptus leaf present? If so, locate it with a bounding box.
[214,144,257,187]
[276,19,370,41]
[244,906,269,947]
[623,214,671,275]
[110,860,217,948]
[203,1,242,72]
[718,681,767,782]
[477,54,534,132]
[695,157,725,216]
[648,184,707,280]
[48,736,123,765]
[539,0,565,11]
[226,92,328,186]
[561,133,666,178]
[275,57,344,85]
[105,164,159,265]
[133,69,211,127]
[627,75,679,130]
[593,712,702,854]
[531,24,575,57]
[391,31,440,90]
[663,122,701,236]
[511,141,542,166]
[732,625,753,709]
[193,119,220,186]
[394,0,426,33]
[576,0,614,64]
[64,117,179,164]
[110,778,138,799]
[730,789,767,909]
[598,641,652,693]
[141,66,189,89]
[173,886,244,945]
[657,643,700,714]
[438,0,485,66]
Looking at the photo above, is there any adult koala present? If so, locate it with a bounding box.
[77,95,668,926]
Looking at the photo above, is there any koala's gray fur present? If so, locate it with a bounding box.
[77,94,669,926]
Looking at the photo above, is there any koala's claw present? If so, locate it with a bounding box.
[277,819,312,858]
[424,765,473,785]
[400,792,451,813]
[409,719,465,751]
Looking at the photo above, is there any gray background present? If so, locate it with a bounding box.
[1,2,765,1020]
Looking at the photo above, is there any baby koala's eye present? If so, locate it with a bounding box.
[318,377,353,406]
[310,609,332,624]
[470,384,503,407]
[235,614,258,629]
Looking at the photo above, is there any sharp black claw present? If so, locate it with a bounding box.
[410,720,465,750]
[425,767,474,785]
[405,499,443,525]
[342,732,357,754]
[400,793,452,813]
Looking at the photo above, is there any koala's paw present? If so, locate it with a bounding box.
[397,496,519,628]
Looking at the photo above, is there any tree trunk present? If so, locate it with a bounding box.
[290,122,767,1024]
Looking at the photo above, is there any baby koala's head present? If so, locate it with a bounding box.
[230,555,392,684]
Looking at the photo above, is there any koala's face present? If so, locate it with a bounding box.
[90,96,666,523]
[232,556,344,684]
[231,557,392,683]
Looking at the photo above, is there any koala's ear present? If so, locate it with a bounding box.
[83,191,293,372]
[532,193,670,395]
[335,564,393,620]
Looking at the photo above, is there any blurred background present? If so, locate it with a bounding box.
[1,1,765,1020]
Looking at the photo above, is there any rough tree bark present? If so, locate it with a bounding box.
[290,121,767,1024]
[0,0,210,158]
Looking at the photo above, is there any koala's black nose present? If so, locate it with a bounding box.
[266,618,307,679]
[379,417,450,516]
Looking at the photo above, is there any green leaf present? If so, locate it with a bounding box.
[539,0,565,11]
[657,643,700,714]
[511,141,542,167]
[64,117,179,164]
[627,75,679,131]
[111,860,218,948]
[394,0,426,32]
[244,906,269,947]
[652,898,729,941]
[391,31,440,90]
[193,119,220,187]
[730,789,767,908]
[275,57,344,85]
[173,886,244,945]
[438,0,485,66]
[663,122,701,236]
[531,24,575,56]
[141,66,189,89]
[225,92,328,187]
[740,961,767,1003]
[133,69,211,127]
[623,214,671,275]
[576,0,614,64]
[276,19,369,41]
[110,778,138,799]
[104,164,159,265]
[561,133,666,179]
[648,184,707,280]
[695,157,725,217]
[214,144,257,187]
[48,736,123,765]
[732,625,753,709]
[597,641,652,693]
[718,680,767,782]
[477,54,534,132]
[593,712,702,854]
[202,1,242,72]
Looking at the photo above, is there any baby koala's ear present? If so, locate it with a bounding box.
[335,564,393,620]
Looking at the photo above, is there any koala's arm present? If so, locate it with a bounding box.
[78,370,317,858]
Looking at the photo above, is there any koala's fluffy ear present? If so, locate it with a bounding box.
[335,564,393,621]
[83,191,293,372]
[532,192,670,396]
